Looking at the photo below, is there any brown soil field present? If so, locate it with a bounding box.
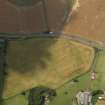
[0,0,47,32]
[64,0,105,44]
[0,0,68,33]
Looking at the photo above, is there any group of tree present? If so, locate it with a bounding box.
[28,86,57,105]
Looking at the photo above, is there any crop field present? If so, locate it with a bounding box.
[48,72,91,105]
[64,0,105,44]
[0,0,73,33]
[3,37,94,98]
[4,72,91,105]
[4,94,28,105]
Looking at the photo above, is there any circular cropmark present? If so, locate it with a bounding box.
[8,0,39,7]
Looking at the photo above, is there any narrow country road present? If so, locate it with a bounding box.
[0,32,104,50]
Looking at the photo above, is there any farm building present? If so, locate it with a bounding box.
[76,91,92,105]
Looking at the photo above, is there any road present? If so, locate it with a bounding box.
[0,32,104,50]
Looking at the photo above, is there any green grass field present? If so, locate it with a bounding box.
[4,37,94,98]
[48,50,105,105]
[93,50,105,105]
[91,50,105,90]
[4,94,28,105]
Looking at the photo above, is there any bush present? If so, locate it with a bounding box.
[28,86,56,105]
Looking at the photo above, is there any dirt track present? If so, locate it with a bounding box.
[64,0,105,44]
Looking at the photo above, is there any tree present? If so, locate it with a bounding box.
[28,86,56,105]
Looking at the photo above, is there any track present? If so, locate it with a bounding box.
[0,32,105,50]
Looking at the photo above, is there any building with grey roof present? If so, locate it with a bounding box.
[76,91,92,105]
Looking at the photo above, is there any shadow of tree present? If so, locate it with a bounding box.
[6,36,59,73]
